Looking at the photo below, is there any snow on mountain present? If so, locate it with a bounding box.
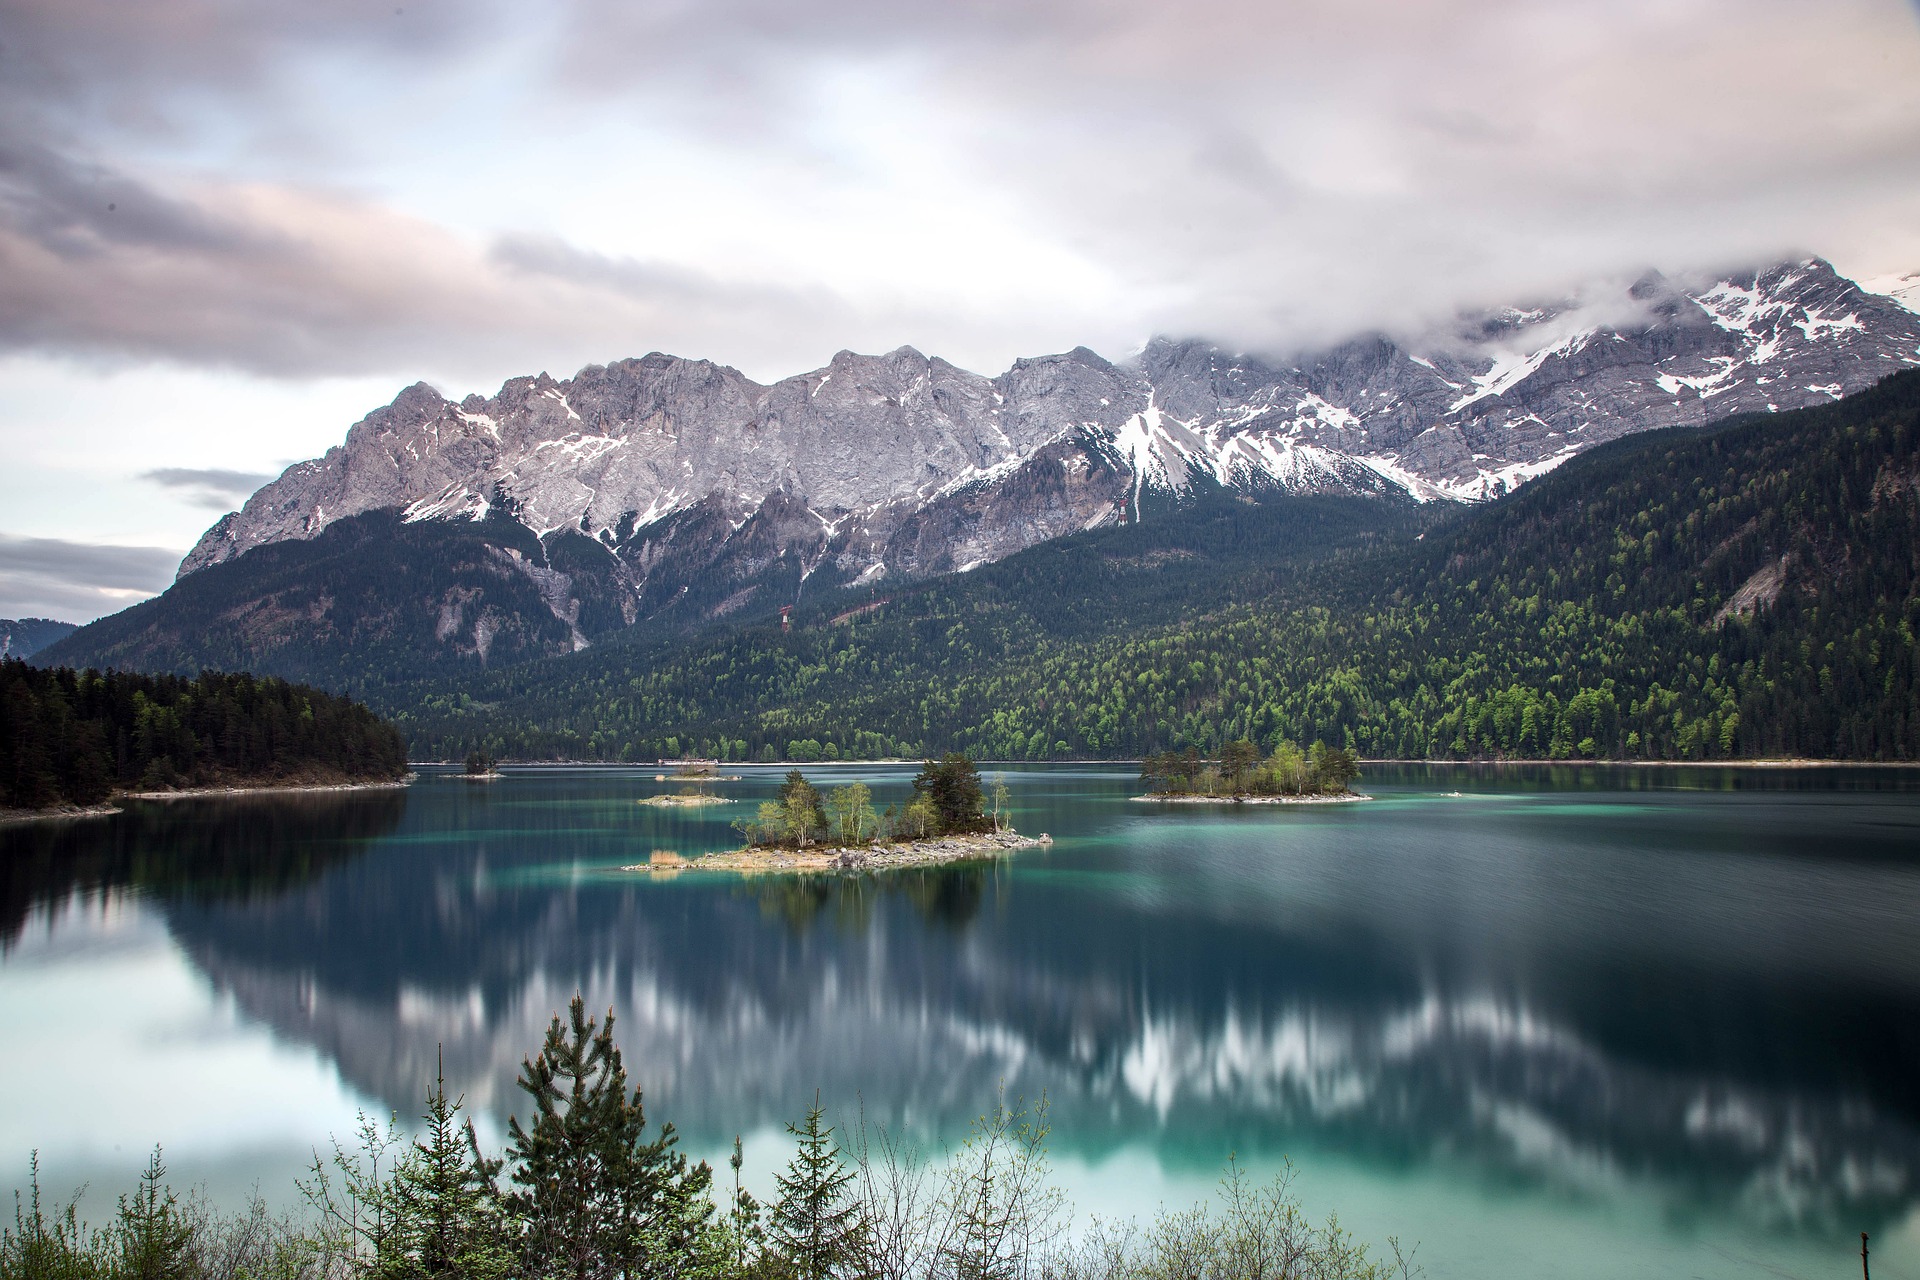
[1862,271,1920,317]
[180,256,1920,603]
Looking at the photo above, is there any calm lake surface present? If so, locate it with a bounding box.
[5,763,1920,1278]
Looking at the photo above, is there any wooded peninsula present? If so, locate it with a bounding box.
[0,660,410,814]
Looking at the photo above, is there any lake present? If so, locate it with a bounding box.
[4,763,1919,1278]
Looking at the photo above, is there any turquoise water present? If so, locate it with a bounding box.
[4,763,1920,1277]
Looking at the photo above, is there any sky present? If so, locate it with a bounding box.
[3,0,1920,623]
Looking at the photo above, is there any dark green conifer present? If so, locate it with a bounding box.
[505,997,717,1280]
[768,1098,867,1280]
[912,755,985,834]
[383,1053,508,1279]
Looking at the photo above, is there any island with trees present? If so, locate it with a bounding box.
[1,660,410,820]
[1137,738,1365,803]
[639,758,735,807]
[635,754,1049,874]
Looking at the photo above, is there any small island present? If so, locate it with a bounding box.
[653,758,741,783]
[639,757,734,806]
[462,750,503,780]
[630,755,1049,875]
[1135,739,1367,804]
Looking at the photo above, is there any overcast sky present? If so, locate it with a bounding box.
[4,0,1920,622]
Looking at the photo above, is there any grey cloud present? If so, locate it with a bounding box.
[0,136,1107,379]
[0,0,493,129]
[0,138,243,259]
[0,533,181,624]
[0,0,1914,381]
[140,467,275,510]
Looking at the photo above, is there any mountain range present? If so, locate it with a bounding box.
[41,255,1920,689]
[0,618,76,661]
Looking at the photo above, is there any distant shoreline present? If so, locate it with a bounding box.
[1132,792,1368,805]
[410,757,1920,770]
[1356,758,1920,769]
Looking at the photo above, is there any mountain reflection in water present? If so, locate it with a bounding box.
[6,764,1920,1251]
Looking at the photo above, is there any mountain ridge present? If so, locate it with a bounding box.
[184,256,1920,585]
[381,368,1920,764]
[41,255,1920,687]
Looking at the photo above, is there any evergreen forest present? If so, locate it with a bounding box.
[0,662,410,810]
[387,370,1920,764]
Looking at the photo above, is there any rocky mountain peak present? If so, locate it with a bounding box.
[177,255,1920,596]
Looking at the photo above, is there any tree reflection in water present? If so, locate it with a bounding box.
[0,791,406,948]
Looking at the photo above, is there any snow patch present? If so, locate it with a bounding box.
[1450,329,1592,412]
[456,410,499,438]
[404,485,492,523]
[1654,357,1740,398]
[1860,271,1920,316]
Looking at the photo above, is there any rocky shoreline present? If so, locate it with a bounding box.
[0,802,123,827]
[0,776,415,825]
[120,776,416,801]
[628,829,1051,875]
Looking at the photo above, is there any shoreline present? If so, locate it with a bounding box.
[413,757,1920,771]
[1356,758,1920,769]
[1132,792,1368,805]
[638,793,730,807]
[120,775,416,801]
[630,829,1051,876]
[1,776,414,824]
[0,802,123,827]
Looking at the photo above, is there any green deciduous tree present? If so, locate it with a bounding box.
[826,782,877,845]
[779,771,826,848]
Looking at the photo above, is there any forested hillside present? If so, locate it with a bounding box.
[391,370,1920,763]
[0,662,410,810]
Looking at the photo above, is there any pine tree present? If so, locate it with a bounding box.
[114,1147,194,1280]
[912,756,985,834]
[723,1136,766,1278]
[383,1052,509,1279]
[768,1098,867,1280]
[506,996,718,1280]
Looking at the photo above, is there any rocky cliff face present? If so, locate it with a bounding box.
[71,256,1915,678]
[187,257,1920,575]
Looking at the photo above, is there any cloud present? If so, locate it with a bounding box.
[140,467,276,510]
[0,0,1914,384]
[0,533,180,623]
